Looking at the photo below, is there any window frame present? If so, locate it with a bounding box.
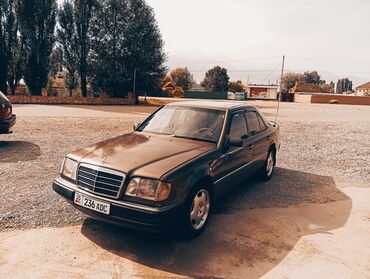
[244,110,268,136]
[227,110,249,140]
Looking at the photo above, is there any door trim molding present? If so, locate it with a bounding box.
[214,152,268,185]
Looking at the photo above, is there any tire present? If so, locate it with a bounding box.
[0,129,10,135]
[260,148,276,181]
[179,185,212,238]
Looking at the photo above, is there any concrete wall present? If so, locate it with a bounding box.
[311,94,370,106]
[294,94,312,103]
[8,95,135,105]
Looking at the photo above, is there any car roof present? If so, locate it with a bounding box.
[165,100,257,111]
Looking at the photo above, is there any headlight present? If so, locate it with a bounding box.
[61,158,78,180]
[125,178,172,202]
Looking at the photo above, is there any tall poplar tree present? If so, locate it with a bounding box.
[89,0,166,99]
[18,0,57,96]
[57,0,95,97]
[0,0,10,94]
[7,0,25,95]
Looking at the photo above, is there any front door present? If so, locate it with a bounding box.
[213,111,254,197]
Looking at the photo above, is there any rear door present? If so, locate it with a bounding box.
[245,110,271,169]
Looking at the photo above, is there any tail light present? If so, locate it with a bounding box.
[0,103,11,119]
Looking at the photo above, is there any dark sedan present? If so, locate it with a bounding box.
[0,91,16,134]
[53,100,280,237]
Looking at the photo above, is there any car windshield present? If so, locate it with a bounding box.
[137,106,225,143]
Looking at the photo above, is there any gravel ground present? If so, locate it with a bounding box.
[0,106,369,232]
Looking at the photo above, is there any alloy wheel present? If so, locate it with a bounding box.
[190,189,211,230]
[266,152,275,177]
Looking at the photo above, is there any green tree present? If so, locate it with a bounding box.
[18,0,57,96]
[336,78,353,94]
[0,0,25,95]
[89,0,166,100]
[281,72,304,93]
[74,0,95,97]
[57,0,95,97]
[201,66,230,92]
[228,80,245,92]
[57,0,80,95]
[121,0,167,102]
[169,67,194,91]
[302,71,321,84]
[0,0,10,94]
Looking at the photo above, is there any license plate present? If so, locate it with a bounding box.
[74,192,111,215]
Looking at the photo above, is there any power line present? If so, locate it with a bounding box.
[188,69,282,73]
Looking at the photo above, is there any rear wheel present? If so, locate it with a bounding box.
[260,149,276,180]
[179,185,212,238]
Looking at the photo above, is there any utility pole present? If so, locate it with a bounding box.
[133,68,137,105]
[275,55,285,122]
[279,55,285,101]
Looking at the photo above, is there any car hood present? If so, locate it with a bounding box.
[69,132,215,179]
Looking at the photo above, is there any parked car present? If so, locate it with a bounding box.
[53,100,280,237]
[0,91,16,134]
[234,92,245,101]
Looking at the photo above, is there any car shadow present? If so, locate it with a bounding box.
[80,168,352,278]
[0,140,41,163]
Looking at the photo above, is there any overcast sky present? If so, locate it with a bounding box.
[58,0,370,86]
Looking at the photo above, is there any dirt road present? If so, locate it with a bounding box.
[0,103,369,278]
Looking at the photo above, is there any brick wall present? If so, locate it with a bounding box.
[8,95,135,105]
[311,94,370,106]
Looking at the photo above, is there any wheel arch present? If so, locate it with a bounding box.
[269,143,277,154]
[192,175,216,206]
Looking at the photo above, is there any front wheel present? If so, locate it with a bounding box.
[179,186,212,238]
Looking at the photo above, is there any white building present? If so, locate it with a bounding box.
[245,84,278,100]
[355,82,370,96]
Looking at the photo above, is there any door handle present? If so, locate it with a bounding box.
[266,136,271,141]
[248,144,254,150]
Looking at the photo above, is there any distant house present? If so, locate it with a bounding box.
[245,84,278,100]
[355,82,370,96]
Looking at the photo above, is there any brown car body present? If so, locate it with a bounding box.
[53,100,281,234]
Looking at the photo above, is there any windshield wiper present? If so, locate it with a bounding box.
[173,135,216,143]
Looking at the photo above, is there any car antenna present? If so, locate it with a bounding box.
[275,55,285,122]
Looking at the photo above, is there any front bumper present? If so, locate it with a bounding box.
[0,114,16,133]
[52,177,183,232]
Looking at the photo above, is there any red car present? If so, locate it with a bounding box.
[0,91,16,134]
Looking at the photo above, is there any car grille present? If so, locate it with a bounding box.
[77,164,126,199]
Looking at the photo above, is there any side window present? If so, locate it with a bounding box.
[257,113,267,131]
[245,112,261,135]
[229,112,248,139]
